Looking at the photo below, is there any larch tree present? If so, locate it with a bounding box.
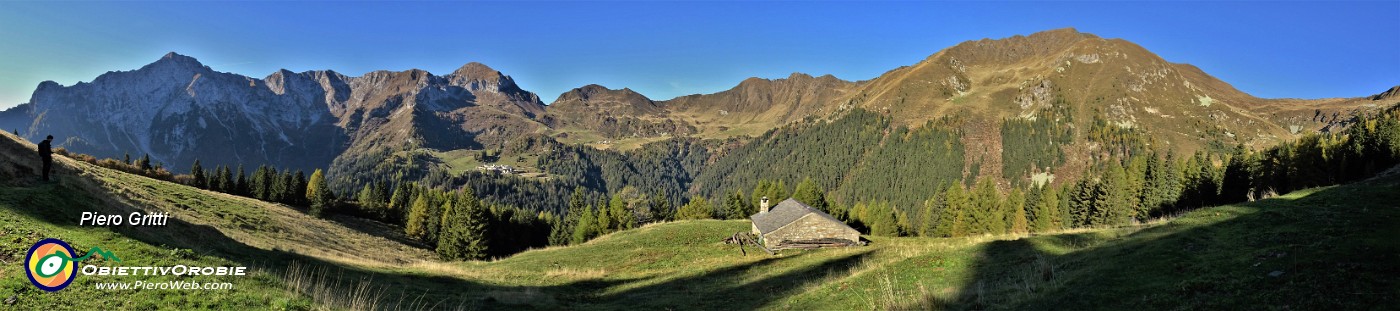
[306,169,335,216]
[1007,188,1029,234]
[405,192,432,242]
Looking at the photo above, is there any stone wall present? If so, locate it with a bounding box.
[761,214,860,245]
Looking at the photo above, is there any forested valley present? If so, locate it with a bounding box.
[60,101,1398,259]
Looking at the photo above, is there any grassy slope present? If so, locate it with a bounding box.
[426,173,1397,310]
[0,131,439,309]
[1,127,1396,310]
[0,183,312,309]
[490,177,1396,310]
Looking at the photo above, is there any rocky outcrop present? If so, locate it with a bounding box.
[0,53,547,174]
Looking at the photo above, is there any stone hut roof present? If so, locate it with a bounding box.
[749,198,845,234]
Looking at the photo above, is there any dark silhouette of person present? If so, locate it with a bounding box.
[38,135,53,181]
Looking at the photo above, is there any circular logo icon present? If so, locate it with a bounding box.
[25,238,78,292]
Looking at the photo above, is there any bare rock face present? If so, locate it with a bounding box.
[3,52,347,173]
[0,53,547,175]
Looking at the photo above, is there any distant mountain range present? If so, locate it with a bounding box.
[1,28,1392,185]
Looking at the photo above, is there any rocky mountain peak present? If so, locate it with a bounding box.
[560,84,629,101]
[448,62,522,92]
[944,28,1101,66]
[1370,85,1400,101]
[151,52,207,69]
[549,84,657,112]
[451,62,502,80]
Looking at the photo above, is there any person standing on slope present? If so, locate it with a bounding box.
[37,135,53,181]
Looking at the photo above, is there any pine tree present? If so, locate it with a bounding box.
[770,180,790,201]
[1161,151,1183,210]
[291,171,308,206]
[608,195,633,230]
[234,165,248,196]
[216,166,233,193]
[723,191,748,220]
[751,180,774,211]
[554,187,589,245]
[1141,151,1165,217]
[968,178,1003,235]
[867,201,900,236]
[372,181,390,210]
[251,165,269,200]
[1101,164,1132,225]
[935,184,967,237]
[918,187,946,237]
[124,153,131,165]
[651,192,673,222]
[274,168,294,203]
[595,196,614,233]
[676,197,714,220]
[306,169,334,216]
[1220,144,1255,203]
[190,160,206,189]
[276,171,294,204]
[1069,178,1096,227]
[792,178,828,213]
[1031,185,1062,232]
[137,154,152,172]
[424,190,446,245]
[358,184,377,214]
[572,203,598,244]
[437,189,489,260]
[389,182,414,223]
[435,192,460,258]
[1125,155,1149,220]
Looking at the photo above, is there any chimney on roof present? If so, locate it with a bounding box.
[760,196,770,213]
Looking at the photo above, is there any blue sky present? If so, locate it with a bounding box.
[0,1,1396,110]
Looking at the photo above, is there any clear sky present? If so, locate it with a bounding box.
[0,1,1396,110]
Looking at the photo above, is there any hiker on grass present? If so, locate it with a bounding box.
[38,135,53,181]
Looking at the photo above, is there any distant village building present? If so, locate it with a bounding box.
[477,164,517,175]
[749,197,861,249]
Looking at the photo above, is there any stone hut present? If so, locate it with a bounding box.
[749,197,861,248]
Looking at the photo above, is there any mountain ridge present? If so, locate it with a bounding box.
[0,29,1389,195]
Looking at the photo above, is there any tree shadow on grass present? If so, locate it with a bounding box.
[896,177,1400,310]
[589,250,875,310]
